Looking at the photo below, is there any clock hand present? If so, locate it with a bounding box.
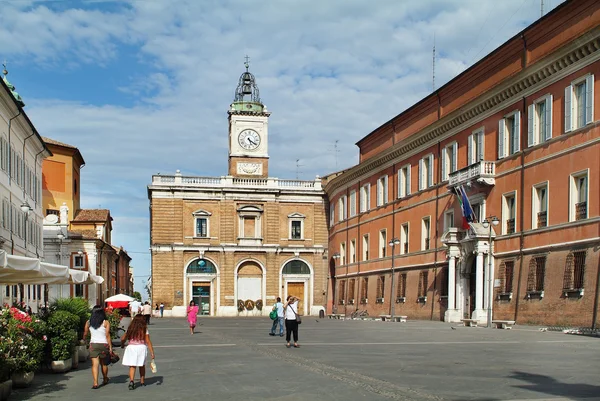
[248,138,257,146]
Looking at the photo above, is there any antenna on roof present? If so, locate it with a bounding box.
[295,159,304,180]
[432,33,436,92]
[540,0,544,17]
[334,140,340,169]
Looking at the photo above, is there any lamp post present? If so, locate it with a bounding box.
[388,237,400,318]
[332,252,340,313]
[481,216,499,328]
[20,202,31,250]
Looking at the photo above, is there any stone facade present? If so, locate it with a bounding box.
[149,65,328,317]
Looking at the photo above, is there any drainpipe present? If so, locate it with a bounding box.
[592,253,600,329]
[513,97,527,323]
[33,148,45,258]
[389,122,397,317]
[355,179,361,315]
[7,111,21,256]
[432,140,441,320]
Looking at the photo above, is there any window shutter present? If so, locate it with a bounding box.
[427,156,434,187]
[467,134,473,165]
[367,184,371,209]
[478,131,484,162]
[441,148,447,181]
[585,74,594,124]
[384,175,388,203]
[545,95,553,141]
[419,159,424,190]
[527,103,535,147]
[406,165,411,195]
[397,173,402,198]
[564,85,572,133]
[514,111,521,152]
[452,142,458,172]
[498,119,505,159]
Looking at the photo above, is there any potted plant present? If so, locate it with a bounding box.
[46,310,79,373]
[0,307,13,400]
[51,298,91,362]
[0,306,47,388]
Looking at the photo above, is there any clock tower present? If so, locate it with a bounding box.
[228,60,270,178]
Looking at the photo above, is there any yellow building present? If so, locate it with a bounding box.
[148,64,329,317]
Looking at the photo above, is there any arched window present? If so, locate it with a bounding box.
[282,260,310,275]
[186,259,216,274]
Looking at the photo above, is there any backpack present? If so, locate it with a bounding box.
[269,305,278,320]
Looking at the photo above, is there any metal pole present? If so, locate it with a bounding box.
[487,229,492,328]
[390,247,395,319]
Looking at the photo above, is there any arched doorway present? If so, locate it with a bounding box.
[236,260,264,315]
[282,259,312,315]
[186,258,217,316]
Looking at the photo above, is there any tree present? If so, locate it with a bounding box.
[132,291,142,302]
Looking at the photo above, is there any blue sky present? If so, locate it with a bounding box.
[0,0,564,297]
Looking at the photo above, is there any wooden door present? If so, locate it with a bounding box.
[287,282,304,313]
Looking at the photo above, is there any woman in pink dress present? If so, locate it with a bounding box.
[187,300,199,335]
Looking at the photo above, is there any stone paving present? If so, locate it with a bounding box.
[10,317,600,401]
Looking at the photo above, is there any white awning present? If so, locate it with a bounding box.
[68,269,104,285]
[0,250,70,284]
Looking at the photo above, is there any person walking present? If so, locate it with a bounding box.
[83,305,112,389]
[269,297,284,337]
[121,314,155,390]
[159,302,164,318]
[129,299,141,318]
[187,300,199,335]
[142,301,152,325]
[284,295,301,348]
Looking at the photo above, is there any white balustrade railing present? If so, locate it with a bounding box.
[151,174,322,191]
[448,161,495,187]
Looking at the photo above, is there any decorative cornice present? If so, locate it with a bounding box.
[326,31,600,195]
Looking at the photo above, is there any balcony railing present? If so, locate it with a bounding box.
[576,202,587,221]
[448,161,496,187]
[537,211,547,228]
[403,243,408,254]
[424,238,430,250]
[506,218,516,234]
[151,173,322,191]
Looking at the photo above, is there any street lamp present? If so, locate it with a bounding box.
[482,216,499,328]
[20,202,31,246]
[388,237,400,318]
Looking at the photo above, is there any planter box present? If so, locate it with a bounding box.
[77,345,89,362]
[51,359,72,373]
[72,350,79,369]
[0,380,12,401]
[11,371,34,388]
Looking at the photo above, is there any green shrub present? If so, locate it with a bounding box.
[50,330,77,361]
[51,298,90,339]
[47,310,79,361]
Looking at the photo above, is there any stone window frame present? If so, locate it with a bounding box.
[192,209,212,238]
[288,212,305,240]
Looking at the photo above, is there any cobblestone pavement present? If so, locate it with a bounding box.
[10,317,600,401]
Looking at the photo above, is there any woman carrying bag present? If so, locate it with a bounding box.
[284,295,301,348]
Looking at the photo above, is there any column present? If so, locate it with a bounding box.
[447,257,456,310]
[475,252,484,311]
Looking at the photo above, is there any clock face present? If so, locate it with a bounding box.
[238,129,261,150]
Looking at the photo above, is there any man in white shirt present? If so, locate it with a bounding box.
[269,297,284,337]
[129,300,141,317]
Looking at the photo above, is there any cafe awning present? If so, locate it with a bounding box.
[0,250,70,285]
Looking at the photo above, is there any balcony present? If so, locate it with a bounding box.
[448,161,495,187]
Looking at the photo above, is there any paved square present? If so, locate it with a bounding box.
[11,317,600,401]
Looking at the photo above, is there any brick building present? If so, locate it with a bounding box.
[326,0,600,327]
[148,63,328,317]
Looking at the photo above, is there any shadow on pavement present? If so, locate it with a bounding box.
[509,370,600,399]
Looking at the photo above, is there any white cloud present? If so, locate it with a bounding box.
[1,0,566,294]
